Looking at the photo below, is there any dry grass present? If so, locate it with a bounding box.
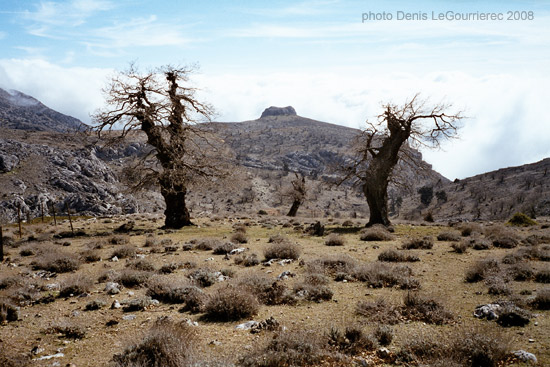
[59,274,93,297]
[324,233,345,246]
[30,249,81,273]
[437,231,461,241]
[401,236,434,250]
[359,226,394,241]
[377,249,419,262]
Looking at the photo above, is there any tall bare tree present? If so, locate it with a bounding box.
[93,65,224,228]
[341,95,462,226]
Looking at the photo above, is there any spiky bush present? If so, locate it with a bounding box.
[264,241,301,260]
[401,236,434,250]
[359,226,394,241]
[202,286,259,322]
[324,233,345,246]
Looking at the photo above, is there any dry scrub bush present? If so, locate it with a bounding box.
[468,237,492,250]
[535,269,550,283]
[485,276,512,296]
[507,262,534,281]
[437,231,461,241]
[465,258,500,283]
[264,241,301,260]
[294,274,333,302]
[0,276,23,290]
[531,288,550,310]
[239,330,330,367]
[146,276,204,312]
[212,242,237,255]
[359,226,394,241]
[459,222,483,237]
[324,233,345,246]
[85,299,106,311]
[46,320,86,339]
[267,234,288,243]
[485,225,520,248]
[80,249,101,263]
[188,268,219,287]
[202,286,259,321]
[126,259,155,271]
[112,319,197,367]
[353,263,420,289]
[111,245,137,259]
[108,235,130,245]
[0,298,19,322]
[308,255,358,279]
[59,274,93,297]
[31,249,81,273]
[401,236,434,249]
[234,253,260,267]
[378,249,419,262]
[238,275,296,305]
[117,270,152,288]
[231,232,248,244]
[0,347,29,367]
[373,324,394,346]
[194,238,221,251]
[451,241,469,253]
[328,326,377,355]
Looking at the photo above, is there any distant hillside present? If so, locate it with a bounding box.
[399,157,550,221]
[0,88,86,132]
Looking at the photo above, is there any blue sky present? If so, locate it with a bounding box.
[1,0,549,179]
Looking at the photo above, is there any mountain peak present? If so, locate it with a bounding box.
[260,106,297,118]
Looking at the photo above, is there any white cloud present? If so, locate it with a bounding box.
[24,0,114,28]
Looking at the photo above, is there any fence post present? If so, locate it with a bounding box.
[41,203,45,223]
[65,202,74,235]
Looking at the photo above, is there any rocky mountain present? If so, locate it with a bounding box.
[0,87,86,132]
[399,158,550,221]
[5,95,542,224]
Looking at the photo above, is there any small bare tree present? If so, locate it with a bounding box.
[286,173,306,217]
[340,95,462,226]
[93,65,226,228]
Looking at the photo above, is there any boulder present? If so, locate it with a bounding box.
[260,106,297,118]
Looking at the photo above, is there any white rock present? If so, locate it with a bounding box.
[513,350,537,364]
[236,321,259,330]
[110,256,119,262]
[33,353,64,361]
[230,247,246,255]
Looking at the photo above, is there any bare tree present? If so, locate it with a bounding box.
[286,173,306,217]
[340,95,462,226]
[93,65,226,228]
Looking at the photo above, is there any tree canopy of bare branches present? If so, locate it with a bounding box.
[93,65,226,228]
[340,94,463,226]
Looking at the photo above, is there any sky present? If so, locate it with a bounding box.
[0,0,549,180]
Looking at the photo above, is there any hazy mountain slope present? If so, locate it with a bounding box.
[0,88,86,132]
[399,157,550,221]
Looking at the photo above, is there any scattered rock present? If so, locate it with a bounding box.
[105,282,121,295]
[33,352,64,361]
[230,247,246,255]
[111,300,121,309]
[122,314,136,321]
[513,350,537,364]
[236,321,259,330]
[110,256,119,262]
[474,303,502,320]
[306,221,325,236]
[277,259,294,266]
[250,317,280,334]
[277,271,296,280]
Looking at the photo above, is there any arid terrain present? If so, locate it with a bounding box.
[1,213,549,366]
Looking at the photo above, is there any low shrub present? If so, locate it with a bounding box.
[31,250,81,273]
[126,259,155,271]
[80,249,101,263]
[212,242,237,255]
[448,326,512,367]
[324,233,345,246]
[294,281,333,302]
[308,255,358,277]
[469,237,492,250]
[202,286,259,321]
[0,276,23,290]
[535,269,550,283]
[401,292,453,325]
[111,245,137,259]
[117,270,152,288]
[194,238,221,251]
[108,235,130,245]
[264,241,301,260]
[465,258,500,283]
[459,223,483,237]
[112,319,196,367]
[0,299,19,322]
[59,275,93,297]
[451,241,469,254]
[239,330,329,367]
[373,324,393,347]
[507,212,537,227]
[485,277,511,296]
[239,275,296,305]
[356,298,400,325]
[46,321,86,339]
[328,326,377,355]
[437,231,461,242]
[230,232,248,244]
[188,268,219,287]
[378,249,419,262]
[531,288,550,310]
[146,277,204,311]
[360,226,394,241]
[158,263,181,274]
[507,262,534,281]
[401,236,434,250]
[353,263,419,289]
[234,253,260,267]
[85,299,106,311]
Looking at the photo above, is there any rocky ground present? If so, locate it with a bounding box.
[0,213,548,366]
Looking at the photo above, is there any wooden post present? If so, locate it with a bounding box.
[65,202,74,234]
[0,226,3,262]
[26,212,31,224]
[50,202,57,226]
[41,203,45,223]
[17,203,22,238]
